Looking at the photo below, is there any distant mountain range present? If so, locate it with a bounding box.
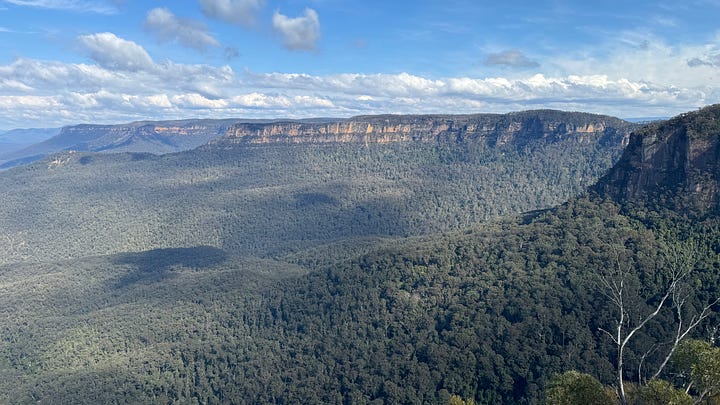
[0,117,350,170]
[0,112,637,170]
[0,127,61,157]
[0,113,666,171]
[0,119,240,169]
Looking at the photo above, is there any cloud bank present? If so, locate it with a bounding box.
[0,31,718,128]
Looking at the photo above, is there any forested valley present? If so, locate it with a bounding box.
[0,108,718,404]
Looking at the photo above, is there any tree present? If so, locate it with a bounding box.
[447,394,476,405]
[631,379,693,405]
[597,237,719,405]
[671,339,720,403]
[545,371,615,405]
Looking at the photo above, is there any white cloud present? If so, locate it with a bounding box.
[146,94,173,108]
[255,71,622,102]
[78,32,154,71]
[0,94,58,108]
[172,93,229,109]
[229,93,332,108]
[199,0,263,27]
[1,0,118,14]
[247,72,445,97]
[272,8,320,51]
[145,7,220,51]
[0,78,33,91]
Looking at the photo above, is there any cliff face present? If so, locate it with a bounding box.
[217,110,635,148]
[593,104,720,212]
[2,111,636,170]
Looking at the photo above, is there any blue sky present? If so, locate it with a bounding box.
[1,0,720,128]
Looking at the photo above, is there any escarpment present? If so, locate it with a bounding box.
[217,110,635,148]
[593,104,720,212]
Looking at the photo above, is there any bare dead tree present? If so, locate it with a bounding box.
[597,238,718,405]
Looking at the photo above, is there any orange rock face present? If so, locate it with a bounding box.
[219,112,632,148]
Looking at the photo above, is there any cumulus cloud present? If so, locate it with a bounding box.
[199,0,263,27]
[145,8,220,51]
[2,0,118,13]
[484,50,540,68]
[78,32,154,71]
[272,8,320,51]
[0,58,240,127]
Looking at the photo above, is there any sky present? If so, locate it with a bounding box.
[1,0,720,129]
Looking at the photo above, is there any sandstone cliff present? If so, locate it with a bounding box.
[593,104,720,212]
[2,111,636,170]
[217,110,635,148]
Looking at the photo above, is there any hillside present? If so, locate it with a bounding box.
[4,107,718,404]
[0,110,634,265]
[4,198,718,404]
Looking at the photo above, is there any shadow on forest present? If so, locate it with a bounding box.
[111,246,228,288]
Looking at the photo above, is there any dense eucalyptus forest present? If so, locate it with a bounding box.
[0,108,718,404]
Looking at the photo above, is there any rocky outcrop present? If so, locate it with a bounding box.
[592,104,720,212]
[217,110,635,149]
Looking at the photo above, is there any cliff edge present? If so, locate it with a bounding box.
[216,110,635,149]
[592,104,720,213]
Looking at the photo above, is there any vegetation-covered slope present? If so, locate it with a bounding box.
[0,110,633,265]
[3,108,719,404]
[1,197,717,404]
